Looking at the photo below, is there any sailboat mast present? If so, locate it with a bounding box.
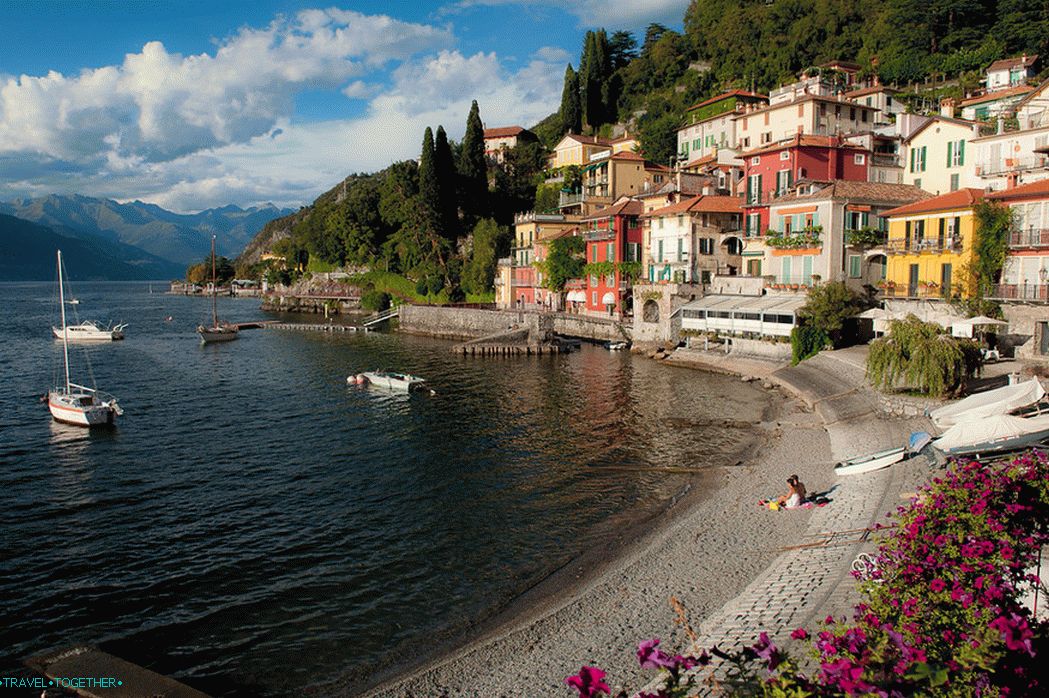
[210,235,218,326]
[57,250,71,392]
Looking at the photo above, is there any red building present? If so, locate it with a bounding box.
[742,135,871,236]
[579,197,644,316]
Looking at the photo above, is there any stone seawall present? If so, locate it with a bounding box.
[551,314,629,342]
[398,305,540,341]
[260,295,361,314]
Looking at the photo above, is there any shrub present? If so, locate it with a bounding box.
[791,326,829,364]
[867,315,981,397]
[360,290,391,312]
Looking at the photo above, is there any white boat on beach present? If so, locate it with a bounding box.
[349,370,429,393]
[607,341,629,351]
[52,320,127,342]
[834,431,932,476]
[929,377,1045,429]
[48,250,123,427]
[933,413,1049,457]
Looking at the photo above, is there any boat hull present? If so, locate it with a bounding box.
[52,324,125,341]
[936,428,1049,457]
[360,371,426,392]
[834,447,906,476]
[48,393,116,427]
[198,326,239,343]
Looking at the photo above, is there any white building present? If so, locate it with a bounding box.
[902,116,981,195]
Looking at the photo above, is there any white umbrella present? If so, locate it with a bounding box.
[855,307,893,319]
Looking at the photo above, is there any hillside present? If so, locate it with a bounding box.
[0,194,293,266]
[0,214,183,281]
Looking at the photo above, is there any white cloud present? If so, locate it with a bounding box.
[0,9,451,166]
[442,0,689,28]
[0,42,565,213]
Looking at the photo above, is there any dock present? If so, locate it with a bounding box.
[269,322,368,333]
[26,645,210,698]
[451,342,568,356]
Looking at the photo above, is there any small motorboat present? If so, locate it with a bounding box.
[52,320,127,341]
[350,370,430,393]
[933,414,1049,458]
[929,377,1045,429]
[834,432,931,476]
[606,341,629,351]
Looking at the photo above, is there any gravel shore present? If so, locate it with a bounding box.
[364,382,835,697]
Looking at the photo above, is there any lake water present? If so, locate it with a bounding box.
[0,282,768,696]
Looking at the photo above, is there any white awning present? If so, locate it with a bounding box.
[566,290,586,302]
[951,316,1008,338]
[675,293,807,316]
[601,291,616,305]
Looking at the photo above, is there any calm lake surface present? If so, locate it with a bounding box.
[0,281,768,696]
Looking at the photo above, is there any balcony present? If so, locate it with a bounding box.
[879,284,952,299]
[871,153,901,168]
[764,275,820,290]
[584,227,615,241]
[989,283,1049,302]
[1010,229,1049,248]
[559,191,585,208]
[885,237,962,254]
[845,228,888,247]
[975,155,1049,176]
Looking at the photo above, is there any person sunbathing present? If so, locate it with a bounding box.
[777,475,807,508]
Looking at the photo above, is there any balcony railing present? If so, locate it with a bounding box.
[975,155,1049,176]
[845,228,888,247]
[880,284,951,299]
[871,153,901,168]
[584,227,615,241]
[885,237,963,254]
[1010,229,1049,248]
[765,276,819,289]
[989,283,1049,302]
[559,191,585,207]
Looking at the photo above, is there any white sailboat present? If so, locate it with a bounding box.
[48,250,123,427]
[197,235,239,344]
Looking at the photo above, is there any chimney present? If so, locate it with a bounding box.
[997,115,1005,135]
[939,97,955,118]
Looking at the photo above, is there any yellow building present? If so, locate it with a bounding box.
[883,188,985,299]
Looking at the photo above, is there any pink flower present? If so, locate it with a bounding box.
[930,578,946,592]
[565,666,610,698]
[791,628,809,640]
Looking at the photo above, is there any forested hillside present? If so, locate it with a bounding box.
[243,0,1049,296]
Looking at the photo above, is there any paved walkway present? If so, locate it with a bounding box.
[674,351,935,691]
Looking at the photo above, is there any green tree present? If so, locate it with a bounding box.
[459,100,489,228]
[608,30,638,70]
[418,127,442,239]
[461,218,503,295]
[534,183,561,214]
[537,234,585,291]
[491,140,547,223]
[559,64,582,135]
[434,125,459,241]
[867,315,981,397]
[970,200,1012,299]
[797,281,866,347]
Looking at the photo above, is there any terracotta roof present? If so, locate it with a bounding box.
[960,84,1034,107]
[560,133,613,146]
[845,85,898,99]
[484,126,528,139]
[610,150,644,161]
[539,225,580,241]
[683,153,717,169]
[1016,77,1049,110]
[986,179,1049,201]
[883,188,985,217]
[740,134,867,158]
[819,60,861,71]
[641,195,741,218]
[685,89,767,113]
[645,162,672,173]
[987,54,1039,73]
[904,115,977,143]
[607,134,637,144]
[770,180,931,206]
[582,198,643,221]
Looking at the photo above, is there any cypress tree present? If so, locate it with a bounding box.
[418,127,442,239]
[459,100,489,227]
[433,125,459,241]
[593,29,613,125]
[579,31,596,130]
[559,64,581,135]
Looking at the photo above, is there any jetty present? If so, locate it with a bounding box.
[451,325,570,356]
[269,322,368,333]
[26,645,209,697]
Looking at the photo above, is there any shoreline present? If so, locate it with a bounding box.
[358,354,829,697]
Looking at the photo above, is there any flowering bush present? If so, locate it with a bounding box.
[566,451,1049,697]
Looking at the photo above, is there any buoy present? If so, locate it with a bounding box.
[356,375,367,385]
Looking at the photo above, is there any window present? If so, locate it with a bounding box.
[606,242,614,260]
[589,274,598,286]
[861,110,869,123]
[627,242,640,261]
[886,96,893,106]
[591,246,597,262]
[751,156,761,165]
[849,255,862,278]
[780,151,790,161]
[947,139,965,167]
[592,292,597,305]
[854,154,866,165]
[606,274,615,286]
[950,173,960,191]
[761,132,772,144]
[849,107,856,120]
[747,174,762,204]
[657,239,663,261]
[776,169,792,195]
[677,238,684,261]
[914,178,921,189]
[699,238,714,255]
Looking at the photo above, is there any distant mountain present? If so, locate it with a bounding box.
[0,213,184,281]
[0,194,294,267]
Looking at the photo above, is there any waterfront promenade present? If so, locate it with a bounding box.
[366,347,930,697]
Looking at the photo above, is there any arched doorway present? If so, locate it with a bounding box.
[643,299,660,323]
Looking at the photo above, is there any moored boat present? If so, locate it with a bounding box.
[834,431,932,476]
[929,377,1045,429]
[933,414,1049,457]
[350,370,429,392]
[197,235,239,344]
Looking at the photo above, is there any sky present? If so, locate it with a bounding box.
[0,0,688,212]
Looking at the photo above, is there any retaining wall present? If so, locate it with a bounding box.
[398,305,539,340]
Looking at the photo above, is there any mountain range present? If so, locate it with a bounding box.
[0,194,294,269]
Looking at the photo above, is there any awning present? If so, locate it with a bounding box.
[566,290,586,302]
[601,292,616,305]
[674,293,807,317]
[951,316,1008,338]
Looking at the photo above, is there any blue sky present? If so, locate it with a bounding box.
[0,0,687,211]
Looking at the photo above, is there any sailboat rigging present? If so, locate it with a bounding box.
[48,250,123,427]
[197,235,239,344]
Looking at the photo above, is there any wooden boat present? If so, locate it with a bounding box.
[197,235,239,344]
[48,250,123,427]
[834,432,931,476]
[352,371,428,392]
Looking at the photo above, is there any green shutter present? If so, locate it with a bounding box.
[959,140,965,165]
[947,141,953,167]
[921,146,927,171]
[910,148,915,173]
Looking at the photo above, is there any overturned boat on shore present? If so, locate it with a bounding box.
[933,413,1049,458]
[834,431,932,476]
[929,378,1045,429]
